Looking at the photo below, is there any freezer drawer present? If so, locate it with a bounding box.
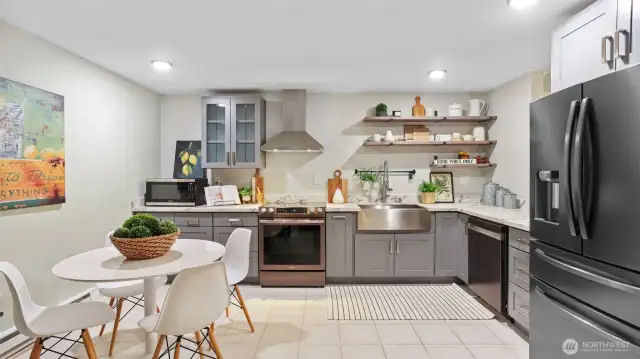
[532,240,640,330]
[531,277,640,359]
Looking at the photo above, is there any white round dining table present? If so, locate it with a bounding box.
[52,239,226,354]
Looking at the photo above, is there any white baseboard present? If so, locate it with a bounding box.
[0,288,95,358]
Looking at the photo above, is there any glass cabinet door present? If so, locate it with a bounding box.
[201,98,231,168]
[231,97,262,168]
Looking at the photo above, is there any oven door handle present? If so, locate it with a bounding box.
[259,219,325,224]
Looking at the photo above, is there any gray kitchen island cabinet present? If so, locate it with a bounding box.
[354,234,394,277]
[394,233,435,277]
[435,213,459,277]
[326,213,355,277]
[177,226,213,241]
[457,214,469,283]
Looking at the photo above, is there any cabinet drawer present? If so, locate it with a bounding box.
[508,281,530,330]
[247,252,259,278]
[213,213,258,227]
[175,213,213,227]
[509,247,530,291]
[177,226,213,241]
[138,212,175,222]
[509,227,530,253]
[214,226,258,251]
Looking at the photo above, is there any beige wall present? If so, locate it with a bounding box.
[161,92,495,202]
[0,21,161,333]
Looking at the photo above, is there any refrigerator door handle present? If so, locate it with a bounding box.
[534,249,640,296]
[562,100,580,236]
[573,98,591,240]
[534,287,640,354]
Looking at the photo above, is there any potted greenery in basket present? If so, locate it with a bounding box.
[111,214,180,260]
[418,180,442,204]
[239,187,252,203]
[375,103,388,117]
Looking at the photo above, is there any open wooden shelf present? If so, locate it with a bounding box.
[363,140,496,147]
[363,116,496,123]
[430,163,496,168]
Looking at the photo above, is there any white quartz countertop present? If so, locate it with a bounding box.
[132,201,529,231]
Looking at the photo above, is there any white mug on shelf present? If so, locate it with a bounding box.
[372,134,382,142]
[426,108,436,117]
[452,132,462,141]
[462,134,474,141]
[473,126,486,141]
[469,99,488,116]
[448,103,463,116]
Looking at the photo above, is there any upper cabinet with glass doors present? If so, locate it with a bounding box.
[201,95,266,168]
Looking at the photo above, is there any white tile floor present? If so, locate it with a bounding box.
[20,286,529,359]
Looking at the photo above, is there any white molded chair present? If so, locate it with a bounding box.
[138,262,229,359]
[222,228,254,332]
[0,262,114,359]
[98,231,168,356]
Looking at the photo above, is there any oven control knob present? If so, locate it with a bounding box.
[309,207,315,213]
[317,208,323,213]
[268,208,275,213]
[260,208,266,213]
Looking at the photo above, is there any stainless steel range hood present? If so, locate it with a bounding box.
[261,90,323,153]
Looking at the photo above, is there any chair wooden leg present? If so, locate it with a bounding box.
[208,326,223,359]
[235,285,254,333]
[174,338,181,359]
[109,298,124,356]
[29,337,42,359]
[194,331,204,359]
[225,307,229,317]
[99,297,115,336]
[152,335,166,359]
[81,329,98,359]
[207,324,214,351]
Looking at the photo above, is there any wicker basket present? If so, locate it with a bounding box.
[110,231,180,260]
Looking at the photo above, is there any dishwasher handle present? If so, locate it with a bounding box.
[468,224,502,241]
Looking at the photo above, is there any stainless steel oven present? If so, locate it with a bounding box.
[258,204,326,286]
[144,178,207,207]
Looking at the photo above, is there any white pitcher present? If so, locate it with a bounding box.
[473,126,486,141]
[469,99,487,116]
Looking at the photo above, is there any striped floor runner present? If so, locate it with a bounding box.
[326,284,494,320]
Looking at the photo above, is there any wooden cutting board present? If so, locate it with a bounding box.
[327,170,348,203]
[254,168,264,204]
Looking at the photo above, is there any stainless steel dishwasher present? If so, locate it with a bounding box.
[468,217,507,314]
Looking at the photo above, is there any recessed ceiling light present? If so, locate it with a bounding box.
[151,60,173,72]
[428,70,447,80]
[507,0,539,9]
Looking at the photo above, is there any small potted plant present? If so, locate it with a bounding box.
[358,169,378,194]
[418,180,441,204]
[239,187,252,203]
[375,103,388,117]
[111,214,180,260]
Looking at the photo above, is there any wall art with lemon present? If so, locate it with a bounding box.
[0,77,65,211]
[173,141,204,179]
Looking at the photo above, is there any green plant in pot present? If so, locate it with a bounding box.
[418,180,442,204]
[239,187,252,203]
[111,213,180,260]
[375,103,388,117]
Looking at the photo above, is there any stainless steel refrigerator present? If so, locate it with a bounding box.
[530,64,640,358]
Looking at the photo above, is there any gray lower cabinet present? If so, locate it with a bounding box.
[435,213,459,277]
[213,226,258,251]
[508,281,530,330]
[177,226,213,241]
[139,212,175,222]
[326,213,355,277]
[394,233,435,277]
[508,246,530,290]
[248,252,259,278]
[354,234,394,277]
[457,214,469,283]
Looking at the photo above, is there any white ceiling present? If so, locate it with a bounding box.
[0,0,593,94]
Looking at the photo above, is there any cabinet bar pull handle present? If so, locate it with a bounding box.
[228,218,241,222]
[389,241,393,255]
[515,237,530,245]
[601,35,614,63]
[396,241,400,254]
[332,215,346,219]
[615,29,630,58]
[232,152,236,165]
[226,152,230,165]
